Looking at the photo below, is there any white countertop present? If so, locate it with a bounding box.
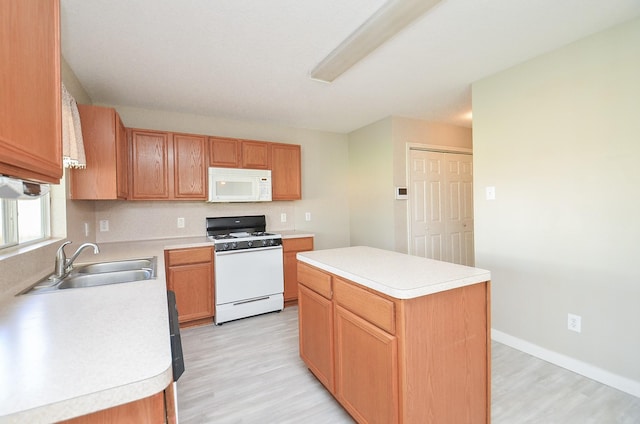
[0,233,315,423]
[297,246,490,299]
[278,230,315,239]
[0,279,172,424]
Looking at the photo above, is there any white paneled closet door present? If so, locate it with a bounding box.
[409,149,474,266]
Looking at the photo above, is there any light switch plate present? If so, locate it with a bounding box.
[486,186,496,200]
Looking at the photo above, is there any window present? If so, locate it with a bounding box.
[0,193,51,249]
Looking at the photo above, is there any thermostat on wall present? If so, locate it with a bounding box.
[395,187,408,200]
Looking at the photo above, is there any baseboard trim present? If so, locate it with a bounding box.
[491,329,640,399]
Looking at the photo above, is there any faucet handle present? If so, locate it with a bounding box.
[55,241,72,277]
[56,241,72,259]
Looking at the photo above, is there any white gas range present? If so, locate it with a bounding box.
[206,215,284,325]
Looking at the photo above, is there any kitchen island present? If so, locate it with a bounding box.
[296,246,491,424]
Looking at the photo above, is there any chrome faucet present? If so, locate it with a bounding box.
[55,241,100,278]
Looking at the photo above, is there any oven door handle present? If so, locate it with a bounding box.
[215,245,282,256]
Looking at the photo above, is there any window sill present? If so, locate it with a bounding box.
[0,237,65,262]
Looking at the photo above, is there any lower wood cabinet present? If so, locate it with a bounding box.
[165,246,214,327]
[282,237,314,303]
[298,284,334,391]
[297,261,490,424]
[334,305,398,424]
[58,384,175,424]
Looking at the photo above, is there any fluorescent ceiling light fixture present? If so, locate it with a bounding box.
[310,0,442,83]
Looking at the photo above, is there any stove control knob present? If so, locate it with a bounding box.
[223,243,229,250]
[247,240,253,247]
[231,242,238,250]
[270,239,275,246]
[262,239,268,246]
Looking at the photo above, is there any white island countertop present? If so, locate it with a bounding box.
[0,279,172,424]
[297,246,490,299]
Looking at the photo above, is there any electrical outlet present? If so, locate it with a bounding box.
[280,213,287,223]
[177,217,185,228]
[568,313,581,333]
[99,220,109,232]
[305,212,311,221]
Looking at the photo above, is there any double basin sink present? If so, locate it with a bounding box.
[22,257,157,294]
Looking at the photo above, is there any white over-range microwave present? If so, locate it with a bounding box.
[207,167,272,202]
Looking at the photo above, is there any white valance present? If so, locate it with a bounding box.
[61,82,86,169]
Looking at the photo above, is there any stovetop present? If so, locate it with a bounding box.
[206,215,281,251]
[209,231,279,240]
[208,232,281,242]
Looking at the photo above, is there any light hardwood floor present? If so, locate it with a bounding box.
[177,306,640,423]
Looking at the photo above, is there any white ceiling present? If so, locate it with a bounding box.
[61,0,640,134]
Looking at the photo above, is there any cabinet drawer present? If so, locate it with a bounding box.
[333,277,395,334]
[298,262,332,299]
[166,246,213,266]
[283,237,314,252]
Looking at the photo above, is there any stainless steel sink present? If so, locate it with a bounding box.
[20,256,157,294]
[74,258,155,274]
[57,269,153,289]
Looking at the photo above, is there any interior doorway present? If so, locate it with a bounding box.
[408,147,474,266]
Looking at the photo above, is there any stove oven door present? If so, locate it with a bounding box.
[214,245,284,324]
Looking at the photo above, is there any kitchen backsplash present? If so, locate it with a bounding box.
[90,200,297,243]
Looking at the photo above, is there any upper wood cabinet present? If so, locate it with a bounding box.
[70,105,128,200]
[241,140,270,169]
[210,138,302,199]
[271,143,301,200]
[80,121,300,201]
[130,129,170,199]
[208,136,240,168]
[0,0,62,184]
[129,129,207,200]
[173,133,207,199]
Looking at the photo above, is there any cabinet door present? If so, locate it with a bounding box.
[115,114,128,199]
[283,237,314,302]
[173,133,207,199]
[298,284,334,391]
[335,305,399,424]
[283,250,298,302]
[130,130,170,199]
[271,143,301,200]
[0,0,62,183]
[241,140,270,169]
[209,136,240,168]
[168,262,214,323]
[71,105,126,200]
